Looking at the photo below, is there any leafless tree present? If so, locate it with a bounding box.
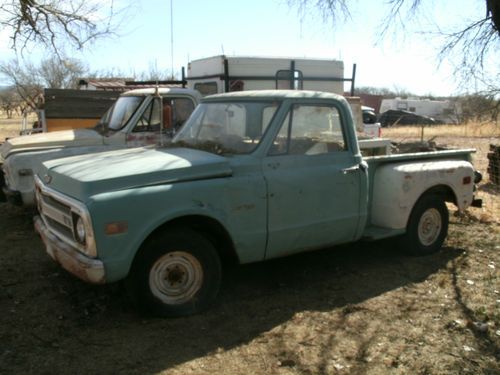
[458,93,499,123]
[0,0,124,55]
[287,0,500,92]
[0,55,87,111]
[0,87,22,118]
[137,61,177,82]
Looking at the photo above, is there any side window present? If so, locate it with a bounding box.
[197,103,246,140]
[132,98,161,132]
[276,70,304,90]
[194,82,218,96]
[269,104,347,156]
[397,101,408,110]
[168,98,195,132]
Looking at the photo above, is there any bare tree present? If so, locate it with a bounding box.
[458,94,499,123]
[0,55,87,111]
[287,0,500,92]
[137,61,179,82]
[39,57,87,88]
[0,87,22,118]
[0,0,123,55]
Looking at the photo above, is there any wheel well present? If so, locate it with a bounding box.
[421,184,457,206]
[144,215,240,266]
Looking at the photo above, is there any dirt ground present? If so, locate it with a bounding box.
[0,122,499,374]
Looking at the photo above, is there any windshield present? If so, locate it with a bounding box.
[97,96,144,132]
[172,101,280,155]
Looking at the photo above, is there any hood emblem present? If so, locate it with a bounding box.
[43,174,52,184]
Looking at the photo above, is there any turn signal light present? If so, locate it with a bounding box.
[105,221,128,235]
[462,176,471,185]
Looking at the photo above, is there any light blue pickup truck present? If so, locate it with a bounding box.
[33,90,481,317]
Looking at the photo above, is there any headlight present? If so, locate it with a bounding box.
[74,216,86,245]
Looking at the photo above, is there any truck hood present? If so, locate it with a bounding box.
[41,147,232,201]
[1,129,103,160]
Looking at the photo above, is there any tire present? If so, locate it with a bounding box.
[126,228,222,317]
[399,194,449,256]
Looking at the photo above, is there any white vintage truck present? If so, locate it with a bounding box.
[0,87,200,206]
[33,90,482,317]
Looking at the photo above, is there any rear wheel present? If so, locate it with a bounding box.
[126,228,221,317]
[399,194,449,256]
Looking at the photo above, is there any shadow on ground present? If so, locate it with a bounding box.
[0,203,463,374]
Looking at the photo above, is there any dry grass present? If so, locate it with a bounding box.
[383,121,500,139]
[0,118,23,142]
[0,113,37,142]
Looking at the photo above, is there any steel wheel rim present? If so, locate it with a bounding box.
[418,208,442,246]
[149,251,203,305]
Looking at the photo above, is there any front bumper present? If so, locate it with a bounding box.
[34,215,106,284]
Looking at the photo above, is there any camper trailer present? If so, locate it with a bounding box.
[187,55,354,96]
[379,98,460,124]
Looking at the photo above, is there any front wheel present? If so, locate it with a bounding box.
[126,228,221,317]
[399,194,449,256]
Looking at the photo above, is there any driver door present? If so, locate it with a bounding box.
[263,102,362,259]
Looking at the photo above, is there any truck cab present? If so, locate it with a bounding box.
[0,88,200,206]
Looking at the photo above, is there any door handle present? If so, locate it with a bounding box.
[341,161,367,174]
[341,165,360,174]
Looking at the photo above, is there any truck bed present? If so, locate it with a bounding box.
[362,147,476,240]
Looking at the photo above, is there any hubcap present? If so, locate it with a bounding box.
[149,251,203,305]
[417,208,442,246]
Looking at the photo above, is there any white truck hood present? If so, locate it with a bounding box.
[1,129,104,160]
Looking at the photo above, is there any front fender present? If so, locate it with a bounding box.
[87,181,235,282]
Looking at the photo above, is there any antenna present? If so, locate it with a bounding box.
[170,0,174,79]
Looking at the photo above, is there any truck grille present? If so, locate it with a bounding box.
[37,187,76,243]
[34,175,96,257]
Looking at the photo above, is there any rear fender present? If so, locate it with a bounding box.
[370,160,474,229]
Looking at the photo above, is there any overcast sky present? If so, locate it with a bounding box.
[0,0,496,96]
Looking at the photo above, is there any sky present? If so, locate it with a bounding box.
[0,0,497,96]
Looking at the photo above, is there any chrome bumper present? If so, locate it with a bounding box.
[34,215,106,284]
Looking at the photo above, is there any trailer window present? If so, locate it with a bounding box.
[269,104,347,155]
[194,82,218,96]
[276,70,303,90]
[397,101,408,110]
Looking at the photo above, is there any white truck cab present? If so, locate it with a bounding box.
[0,88,201,206]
